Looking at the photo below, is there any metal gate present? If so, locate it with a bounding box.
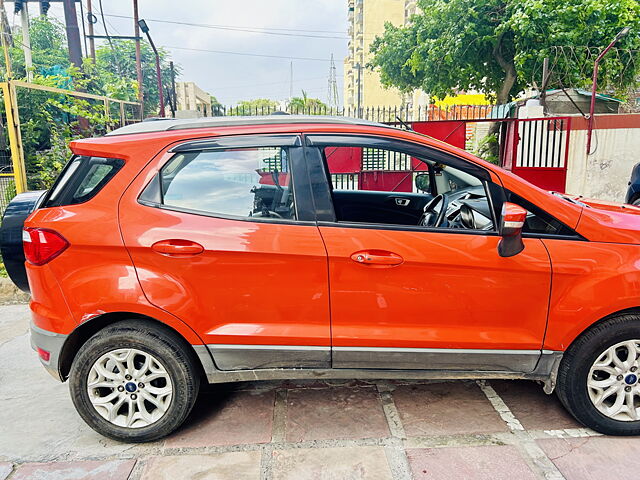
[501,117,571,193]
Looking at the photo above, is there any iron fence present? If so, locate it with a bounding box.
[215,104,496,122]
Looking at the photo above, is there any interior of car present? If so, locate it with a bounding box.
[323,146,495,231]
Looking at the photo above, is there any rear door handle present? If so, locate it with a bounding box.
[152,239,204,256]
[350,250,404,266]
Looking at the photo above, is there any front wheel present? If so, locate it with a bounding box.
[69,320,200,442]
[557,314,640,435]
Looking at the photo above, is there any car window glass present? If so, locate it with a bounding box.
[322,146,493,231]
[505,190,574,236]
[159,147,296,220]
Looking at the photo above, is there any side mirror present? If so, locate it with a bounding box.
[415,173,430,192]
[498,202,527,257]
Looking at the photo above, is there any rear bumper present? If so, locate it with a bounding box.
[30,322,67,381]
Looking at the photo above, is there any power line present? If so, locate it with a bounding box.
[101,13,348,39]
[165,45,331,62]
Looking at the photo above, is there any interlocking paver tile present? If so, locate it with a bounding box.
[271,446,393,480]
[284,386,389,442]
[11,459,135,480]
[140,452,261,480]
[538,437,640,480]
[165,389,275,448]
[491,380,580,430]
[0,463,12,480]
[392,382,508,436]
[406,445,538,480]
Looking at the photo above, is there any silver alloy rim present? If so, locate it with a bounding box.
[87,348,173,428]
[587,340,640,421]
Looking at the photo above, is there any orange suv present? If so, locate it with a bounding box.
[2,116,640,441]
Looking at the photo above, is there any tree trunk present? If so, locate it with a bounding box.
[486,33,518,164]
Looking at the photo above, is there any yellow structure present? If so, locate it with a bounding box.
[344,0,424,111]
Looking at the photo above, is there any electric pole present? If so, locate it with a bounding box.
[18,2,32,81]
[62,0,83,69]
[133,0,143,105]
[327,53,339,109]
[356,62,362,118]
[86,0,95,60]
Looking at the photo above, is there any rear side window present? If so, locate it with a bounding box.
[44,156,124,207]
[141,147,297,221]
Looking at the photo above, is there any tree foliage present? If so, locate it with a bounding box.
[1,17,180,189]
[287,90,328,111]
[369,0,640,104]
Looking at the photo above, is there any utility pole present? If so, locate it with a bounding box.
[0,0,12,79]
[133,0,143,105]
[356,62,362,118]
[540,57,549,111]
[62,0,83,69]
[289,61,293,99]
[86,0,95,60]
[327,53,339,109]
[138,19,165,117]
[19,2,32,81]
[169,60,176,117]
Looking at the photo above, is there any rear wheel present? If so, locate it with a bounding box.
[557,314,640,435]
[69,320,200,442]
[633,198,640,206]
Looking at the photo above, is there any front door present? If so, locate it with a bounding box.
[119,135,331,370]
[305,135,552,372]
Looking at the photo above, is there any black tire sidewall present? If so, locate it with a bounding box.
[70,324,199,442]
[559,319,640,435]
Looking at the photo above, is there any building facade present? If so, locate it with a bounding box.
[175,82,212,119]
[343,0,425,111]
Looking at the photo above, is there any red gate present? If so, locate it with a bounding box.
[501,117,571,193]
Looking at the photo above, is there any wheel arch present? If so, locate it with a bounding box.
[561,306,640,354]
[58,312,211,382]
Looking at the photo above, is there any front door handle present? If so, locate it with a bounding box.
[350,250,404,266]
[152,239,204,257]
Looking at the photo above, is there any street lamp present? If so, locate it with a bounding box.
[587,27,630,154]
[138,19,165,118]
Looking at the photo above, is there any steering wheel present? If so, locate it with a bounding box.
[419,194,450,228]
[251,209,283,219]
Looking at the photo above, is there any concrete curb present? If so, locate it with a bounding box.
[0,277,29,304]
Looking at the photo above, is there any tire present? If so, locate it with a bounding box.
[633,198,640,206]
[557,313,640,435]
[69,320,200,442]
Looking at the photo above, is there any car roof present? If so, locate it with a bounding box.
[106,115,392,136]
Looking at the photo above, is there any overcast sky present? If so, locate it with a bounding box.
[38,0,348,105]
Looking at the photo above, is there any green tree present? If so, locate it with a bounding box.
[231,98,280,115]
[370,0,640,105]
[287,90,328,113]
[10,16,69,78]
[94,40,179,116]
[209,94,224,115]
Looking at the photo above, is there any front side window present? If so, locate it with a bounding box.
[322,145,494,231]
[155,147,296,220]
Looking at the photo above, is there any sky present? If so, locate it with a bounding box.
[36,0,349,106]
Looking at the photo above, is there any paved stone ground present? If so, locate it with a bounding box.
[1,303,639,479]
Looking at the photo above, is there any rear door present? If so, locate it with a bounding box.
[119,134,331,370]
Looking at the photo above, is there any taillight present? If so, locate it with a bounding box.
[22,228,69,266]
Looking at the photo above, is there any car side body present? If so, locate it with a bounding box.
[5,116,640,440]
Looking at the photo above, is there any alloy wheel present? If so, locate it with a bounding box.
[87,348,173,428]
[587,340,640,421]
